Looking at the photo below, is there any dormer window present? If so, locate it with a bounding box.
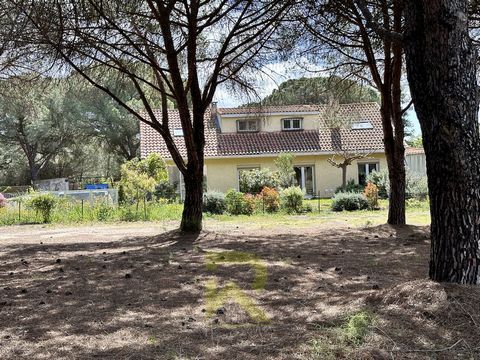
[352,121,373,130]
[237,119,259,133]
[173,128,184,137]
[282,117,303,131]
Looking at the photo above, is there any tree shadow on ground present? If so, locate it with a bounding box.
[0,225,478,359]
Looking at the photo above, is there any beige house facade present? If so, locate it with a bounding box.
[140,103,387,198]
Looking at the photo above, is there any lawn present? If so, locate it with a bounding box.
[1,210,479,360]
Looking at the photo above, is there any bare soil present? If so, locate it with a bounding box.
[0,223,479,359]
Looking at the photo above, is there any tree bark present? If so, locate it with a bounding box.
[341,164,347,190]
[380,104,406,225]
[404,0,480,283]
[180,162,204,233]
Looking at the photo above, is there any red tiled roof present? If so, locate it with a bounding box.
[405,147,425,155]
[140,103,385,159]
[218,104,319,115]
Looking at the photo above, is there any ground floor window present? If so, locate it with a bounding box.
[358,162,379,186]
[294,165,315,197]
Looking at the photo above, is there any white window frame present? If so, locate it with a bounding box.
[282,117,303,131]
[236,119,259,133]
[294,164,315,197]
[358,162,380,184]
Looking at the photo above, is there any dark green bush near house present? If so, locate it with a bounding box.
[154,180,178,202]
[27,193,57,223]
[332,192,369,211]
[239,168,279,194]
[334,179,364,194]
[203,191,226,214]
[280,186,304,213]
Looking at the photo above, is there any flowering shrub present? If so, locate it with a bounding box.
[364,182,379,209]
[239,168,279,194]
[259,187,280,213]
[242,194,256,215]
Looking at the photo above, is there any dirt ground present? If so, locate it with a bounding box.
[0,222,479,359]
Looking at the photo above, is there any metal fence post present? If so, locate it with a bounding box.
[18,200,21,223]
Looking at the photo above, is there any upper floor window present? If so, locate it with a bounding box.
[282,118,303,131]
[237,119,259,132]
[173,128,184,137]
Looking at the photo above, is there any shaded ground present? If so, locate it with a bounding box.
[0,222,479,359]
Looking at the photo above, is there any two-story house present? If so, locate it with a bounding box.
[140,103,386,198]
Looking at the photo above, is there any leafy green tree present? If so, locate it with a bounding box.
[254,76,378,106]
[406,136,423,148]
[0,77,88,182]
[275,153,296,188]
[120,153,168,202]
[77,74,141,161]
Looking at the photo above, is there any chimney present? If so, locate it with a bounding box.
[211,101,218,117]
[211,101,221,130]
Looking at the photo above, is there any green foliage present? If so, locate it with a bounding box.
[120,153,168,201]
[239,168,279,194]
[366,170,389,198]
[118,184,126,204]
[332,192,369,212]
[334,179,364,194]
[406,135,423,148]
[225,189,255,215]
[342,312,373,345]
[302,202,314,213]
[27,193,57,223]
[95,202,114,221]
[203,191,227,214]
[274,153,296,188]
[154,180,178,202]
[406,172,429,199]
[260,187,280,213]
[255,76,379,106]
[280,186,304,213]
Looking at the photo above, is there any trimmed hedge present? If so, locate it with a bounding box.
[332,192,369,212]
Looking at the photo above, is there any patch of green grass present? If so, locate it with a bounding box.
[307,311,374,359]
[341,311,374,345]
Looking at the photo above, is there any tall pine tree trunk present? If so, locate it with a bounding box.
[180,163,204,232]
[404,0,480,283]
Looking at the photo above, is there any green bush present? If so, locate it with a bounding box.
[203,191,226,214]
[118,206,142,222]
[27,193,57,223]
[302,202,313,213]
[280,186,304,213]
[406,172,428,199]
[154,180,178,202]
[335,179,364,194]
[332,192,369,211]
[239,168,279,194]
[225,189,255,215]
[95,202,114,221]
